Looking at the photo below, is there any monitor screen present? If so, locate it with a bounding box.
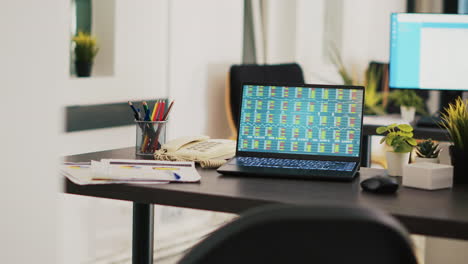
[390,13,468,91]
[237,84,363,157]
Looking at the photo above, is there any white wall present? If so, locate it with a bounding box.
[61,2,171,263]
[63,0,244,153]
[168,0,244,140]
[263,0,297,63]
[296,0,336,83]
[61,0,169,156]
[264,0,406,84]
[1,0,65,263]
[341,0,406,80]
[92,0,115,76]
[60,1,244,263]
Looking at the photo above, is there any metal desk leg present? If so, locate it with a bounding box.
[133,202,154,264]
[361,135,371,167]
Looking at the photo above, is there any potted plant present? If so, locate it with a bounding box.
[377,123,417,176]
[72,32,99,77]
[363,63,385,115]
[440,97,468,184]
[414,139,440,163]
[389,90,425,123]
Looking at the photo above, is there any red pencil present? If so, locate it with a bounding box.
[150,100,175,151]
[157,100,166,121]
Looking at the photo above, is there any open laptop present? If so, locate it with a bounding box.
[217,83,365,181]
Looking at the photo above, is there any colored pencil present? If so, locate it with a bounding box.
[162,100,175,121]
[142,101,151,121]
[157,100,166,121]
[151,100,160,121]
[128,101,140,120]
[150,100,175,151]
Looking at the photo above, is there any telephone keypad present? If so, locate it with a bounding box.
[187,141,222,152]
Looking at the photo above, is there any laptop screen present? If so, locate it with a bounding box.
[237,84,363,157]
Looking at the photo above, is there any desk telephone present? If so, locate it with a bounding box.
[154,135,236,168]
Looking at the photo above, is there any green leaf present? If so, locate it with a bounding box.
[398,124,413,132]
[379,136,386,144]
[376,126,388,134]
[407,138,417,146]
[386,135,395,146]
[394,143,413,153]
[397,131,414,138]
[390,136,403,147]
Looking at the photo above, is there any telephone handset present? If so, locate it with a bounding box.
[162,135,210,153]
[155,135,236,168]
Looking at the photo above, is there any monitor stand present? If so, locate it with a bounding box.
[416,115,442,128]
[440,90,463,111]
[416,90,462,128]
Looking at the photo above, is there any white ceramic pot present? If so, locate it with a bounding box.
[400,106,416,123]
[414,156,439,164]
[386,151,411,176]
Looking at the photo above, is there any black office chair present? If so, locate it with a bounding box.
[179,204,417,264]
[225,63,305,139]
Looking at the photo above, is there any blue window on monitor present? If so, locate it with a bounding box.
[390,13,468,91]
[237,85,363,157]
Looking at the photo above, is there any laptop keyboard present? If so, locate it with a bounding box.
[237,157,355,171]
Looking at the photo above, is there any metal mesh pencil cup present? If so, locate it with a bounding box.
[135,120,167,156]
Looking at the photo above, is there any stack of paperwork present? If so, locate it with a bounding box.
[62,159,201,185]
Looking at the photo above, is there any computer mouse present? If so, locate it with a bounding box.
[360,176,399,194]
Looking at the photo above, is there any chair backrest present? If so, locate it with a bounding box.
[225,63,304,138]
[179,204,417,264]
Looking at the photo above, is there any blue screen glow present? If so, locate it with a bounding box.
[237,85,363,157]
[390,13,468,91]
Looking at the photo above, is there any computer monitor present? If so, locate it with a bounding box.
[389,13,468,91]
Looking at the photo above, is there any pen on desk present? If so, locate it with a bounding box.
[164,171,181,180]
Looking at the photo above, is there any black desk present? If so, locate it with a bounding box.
[65,147,468,264]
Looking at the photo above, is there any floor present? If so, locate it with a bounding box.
[89,210,236,264]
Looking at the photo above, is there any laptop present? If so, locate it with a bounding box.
[217,83,365,181]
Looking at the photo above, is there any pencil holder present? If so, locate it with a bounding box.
[135,120,167,156]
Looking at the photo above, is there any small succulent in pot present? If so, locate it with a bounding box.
[415,139,440,159]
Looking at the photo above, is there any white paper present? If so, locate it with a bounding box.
[97,159,201,182]
[62,159,201,185]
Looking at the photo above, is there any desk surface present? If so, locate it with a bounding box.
[65,147,468,240]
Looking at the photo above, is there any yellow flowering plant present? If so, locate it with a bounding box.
[72,32,99,62]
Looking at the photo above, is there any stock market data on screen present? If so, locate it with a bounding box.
[237,85,363,157]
